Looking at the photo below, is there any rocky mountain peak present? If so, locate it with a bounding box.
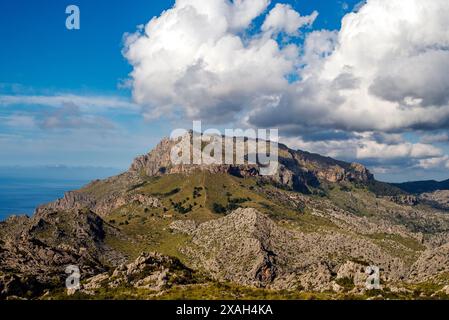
[129,134,374,193]
[3,134,449,299]
[170,208,282,288]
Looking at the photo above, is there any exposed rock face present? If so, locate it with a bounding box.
[41,191,96,213]
[81,252,195,295]
[129,134,374,193]
[288,151,373,184]
[170,208,405,290]
[336,261,370,288]
[171,209,281,288]
[169,220,198,234]
[0,208,123,299]
[420,190,449,210]
[410,243,449,282]
[385,195,419,206]
[39,187,160,217]
[0,274,43,300]
[130,138,174,176]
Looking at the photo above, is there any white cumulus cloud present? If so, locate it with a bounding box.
[251,0,449,132]
[123,0,449,174]
[123,0,316,123]
[124,0,449,131]
[262,3,318,36]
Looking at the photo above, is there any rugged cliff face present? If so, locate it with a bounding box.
[0,208,119,299]
[1,136,449,300]
[129,134,374,193]
[170,208,406,291]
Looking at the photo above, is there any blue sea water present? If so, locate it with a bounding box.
[0,167,122,221]
[0,177,89,221]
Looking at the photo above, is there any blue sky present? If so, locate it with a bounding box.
[0,0,176,167]
[0,0,356,93]
[1,0,448,182]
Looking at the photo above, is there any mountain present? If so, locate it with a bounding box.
[393,179,449,194]
[1,134,449,300]
[391,179,449,211]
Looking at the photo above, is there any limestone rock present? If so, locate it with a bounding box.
[81,252,195,294]
[129,133,374,193]
[410,243,449,282]
[420,190,449,210]
[172,208,405,290]
[385,195,419,206]
[336,261,368,287]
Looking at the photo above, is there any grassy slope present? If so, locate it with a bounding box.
[102,171,344,262]
[102,172,431,268]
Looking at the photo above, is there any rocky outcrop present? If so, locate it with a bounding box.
[385,195,419,206]
[40,191,96,213]
[129,134,374,193]
[336,261,370,288]
[0,274,44,300]
[81,252,195,295]
[130,138,174,176]
[0,208,123,299]
[170,208,405,290]
[289,151,373,184]
[171,208,281,288]
[410,243,449,282]
[39,190,160,217]
[419,190,449,210]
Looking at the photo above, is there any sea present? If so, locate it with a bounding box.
[0,167,122,221]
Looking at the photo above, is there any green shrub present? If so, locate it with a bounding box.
[212,203,227,214]
[336,277,355,290]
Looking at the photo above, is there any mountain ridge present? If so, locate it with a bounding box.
[393,179,449,194]
[2,135,449,299]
